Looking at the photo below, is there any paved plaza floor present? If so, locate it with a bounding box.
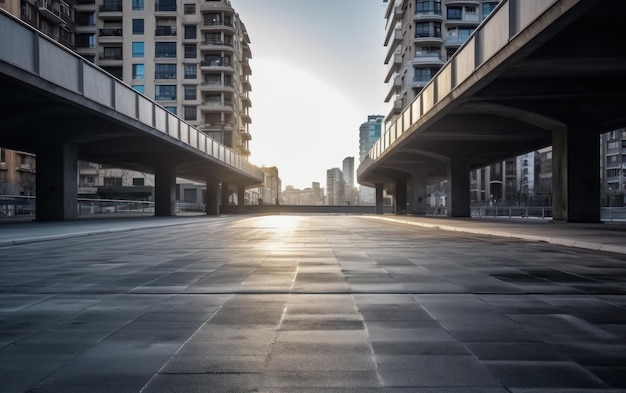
[1,214,626,392]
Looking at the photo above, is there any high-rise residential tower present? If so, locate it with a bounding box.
[75,0,252,157]
[359,115,384,162]
[383,0,499,124]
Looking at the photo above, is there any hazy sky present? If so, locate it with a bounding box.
[229,0,390,189]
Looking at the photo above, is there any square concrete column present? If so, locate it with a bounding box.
[237,185,246,214]
[205,177,220,215]
[154,165,176,216]
[395,178,407,215]
[220,181,230,213]
[375,183,384,214]
[552,128,600,223]
[447,157,471,217]
[410,172,427,215]
[36,141,78,221]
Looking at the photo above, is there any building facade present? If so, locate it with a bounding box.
[326,167,345,206]
[74,0,252,157]
[282,183,324,206]
[383,0,499,124]
[359,115,384,205]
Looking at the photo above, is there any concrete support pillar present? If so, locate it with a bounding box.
[237,185,246,214]
[36,141,78,221]
[552,128,600,223]
[375,183,384,214]
[447,157,471,217]
[410,172,428,215]
[154,165,176,217]
[205,177,220,215]
[395,178,407,215]
[220,181,230,213]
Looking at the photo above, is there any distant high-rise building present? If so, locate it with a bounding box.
[326,167,345,206]
[359,115,384,162]
[342,157,354,188]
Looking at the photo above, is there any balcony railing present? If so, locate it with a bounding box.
[99,28,122,36]
[155,26,176,36]
[100,2,122,12]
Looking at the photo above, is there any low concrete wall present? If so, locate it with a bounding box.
[221,205,394,215]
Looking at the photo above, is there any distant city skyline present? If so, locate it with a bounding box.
[230,0,389,189]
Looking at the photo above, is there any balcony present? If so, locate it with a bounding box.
[414,11,443,22]
[240,111,251,123]
[200,81,235,93]
[240,94,251,107]
[37,1,64,25]
[411,52,444,67]
[99,1,122,13]
[200,59,233,71]
[385,76,402,103]
[384,53,402,83]
[200,40,235,53]
[155,2,176,12]
[239,127,251,141]
[199,101,235,113]
[414,32,444,45]
[99,28,122,37]
[99,52,122,61]
[155,26,176,36]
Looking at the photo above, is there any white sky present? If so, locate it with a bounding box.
[230,0,390,189]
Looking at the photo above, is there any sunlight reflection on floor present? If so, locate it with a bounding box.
[253,215,302,233]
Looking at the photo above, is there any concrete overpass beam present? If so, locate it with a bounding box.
[395,178,407,215]
[205,177,219,215]
[552,128,601,223]
[36,141,78,221]
[447,157,471,217]
[375,184,384,214]
[154,165,176,216]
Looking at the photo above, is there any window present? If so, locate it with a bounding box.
[132,0,143,10]
[184,64,197,79]
[184,25,197,39]
[184,106,197,120]
[155,42,176,57]
[132,19,144,34]
[204,13,221,26]
[416,0,441,15]
[155,85,176,101]
[132,42,144,57]
[184,44,196,59]
[132,85,145,93]
[184,3,195,14]
[184,85,197,100]
[102,47,122,60]
[132,64,144,79]
[156,0,176,12]
[415,22,441,38]
[164,106,177,114]
[155,63,176,79]
[482,1,497,18]
[447,7,461,20]
[133,178,145,186]
[104,177,123,186]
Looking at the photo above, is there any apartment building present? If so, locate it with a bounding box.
[383,0,499,124]
[74,0,252,157]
